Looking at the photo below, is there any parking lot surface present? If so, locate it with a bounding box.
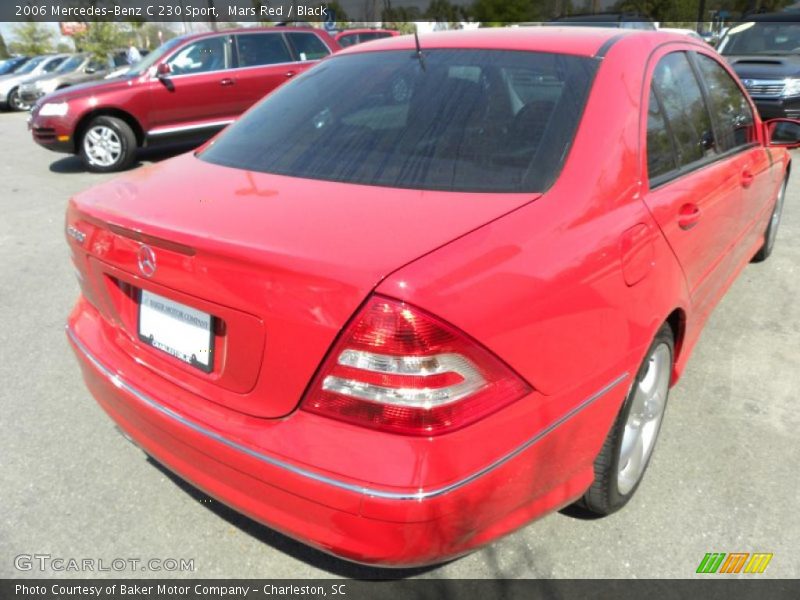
[1,110,798,578]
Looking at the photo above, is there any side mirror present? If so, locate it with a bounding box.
[765,118,800,148]
[156,63,171,78]
[84,66,96,74]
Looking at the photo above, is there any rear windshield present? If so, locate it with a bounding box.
[200,49,596,193]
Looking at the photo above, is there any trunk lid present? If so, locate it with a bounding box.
[68,153,538,417]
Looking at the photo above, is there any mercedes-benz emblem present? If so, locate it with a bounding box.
[137,245,157,277]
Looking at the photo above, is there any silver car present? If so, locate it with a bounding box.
[0,54,70,111]
[19,54,118,106]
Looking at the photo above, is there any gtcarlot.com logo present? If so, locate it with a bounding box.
[696,552,773,574]
[14,554,195,573]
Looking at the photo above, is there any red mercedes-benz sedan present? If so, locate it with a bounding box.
[65,28,796,566]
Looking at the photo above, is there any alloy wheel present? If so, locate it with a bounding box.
[617,343,671,495]
[83,126,123,168]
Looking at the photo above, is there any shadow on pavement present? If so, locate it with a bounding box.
[146,457,444,580]
[48,142,197,175]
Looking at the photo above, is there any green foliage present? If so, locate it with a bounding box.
[9,22,55,55]
[382,5,423,23]
[0,32,9,59]
[384,22,418,34]
[322,1,349,22]
[56,41,75,53]
[137,24,177,50]
[73,23,126,61]
[468,0,544,23]
[425,0,467,22]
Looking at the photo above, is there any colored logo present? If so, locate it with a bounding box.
[696,552,773,574]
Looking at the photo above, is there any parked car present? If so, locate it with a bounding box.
[64,28,794,566]
[28,28,339,172]
[0,54,69,111]
[18,53,117,106]
[546,13,657,29]
[718,14,800,119]
[334,28,399,48]
[0,56,31,76]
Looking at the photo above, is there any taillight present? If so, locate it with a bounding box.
[301,295,531,436]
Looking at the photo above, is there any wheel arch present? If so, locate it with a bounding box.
[74,108,144,152]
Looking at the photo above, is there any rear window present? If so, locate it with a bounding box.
[201,49,596,193]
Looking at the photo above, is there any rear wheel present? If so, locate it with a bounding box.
[752,175,787,263]
[79,116,137,173]
[577,324,673,515]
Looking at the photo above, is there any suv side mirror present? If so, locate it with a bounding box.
[765,118,800,148]
[156,63,172,78]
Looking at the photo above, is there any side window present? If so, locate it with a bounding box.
[647,88,678,180]
[694,53,756,153]
[167,37,227,75]
[286,33,331,61]
[236,33,292,68]
[338,34,358,48]
[44,58,65,73]
[651,52,715,168]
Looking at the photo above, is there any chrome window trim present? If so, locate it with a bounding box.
[66,325,628,501]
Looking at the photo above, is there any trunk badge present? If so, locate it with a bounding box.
[137,245,157,277]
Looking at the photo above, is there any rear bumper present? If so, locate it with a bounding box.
[67,298,629,566]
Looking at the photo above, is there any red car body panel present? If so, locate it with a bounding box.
[29,28,339,153]
[65,28,790,566]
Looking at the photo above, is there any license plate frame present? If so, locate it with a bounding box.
[137,289,214,373]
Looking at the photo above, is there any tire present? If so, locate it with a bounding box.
[752,174,788,263]
[79,116,137,173]
[7,88,28,111]
[577,323,674,515]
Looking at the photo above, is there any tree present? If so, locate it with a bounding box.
[425,0,467,25]
[73,23,126,61]
[9,22,54,55]
[0,32,9,59]
[468,0,544,23]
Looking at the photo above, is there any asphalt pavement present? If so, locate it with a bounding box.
[1,110,798,579]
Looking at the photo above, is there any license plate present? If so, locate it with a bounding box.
[138,290,214,372]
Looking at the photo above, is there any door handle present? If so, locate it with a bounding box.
[741,169,754,188]
[678,203,702,230]
[220,78,234,86]
[285,71,296,78]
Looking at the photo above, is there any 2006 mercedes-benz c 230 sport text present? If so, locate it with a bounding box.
[65,28,795,566]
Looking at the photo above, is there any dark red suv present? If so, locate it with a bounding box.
[28,27,339,172]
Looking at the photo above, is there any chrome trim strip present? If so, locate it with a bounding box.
[147,120,235,137]
[66,326,628,501]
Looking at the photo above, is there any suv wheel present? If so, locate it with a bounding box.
[79,116,137,173]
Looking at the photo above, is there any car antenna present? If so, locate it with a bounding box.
[414,26,426,71]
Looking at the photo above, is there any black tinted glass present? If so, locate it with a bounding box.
[286,33,330,61]
[651,52,715,168]
[201,50,596,193]
[236,33,292,67]
[695,54,755,152]
[720,22,800,55]
[647,88,677,180]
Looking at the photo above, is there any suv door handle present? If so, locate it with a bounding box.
[285,71,297,78]
[741,168,755,188]
[220,78,235,86]
[678,203,702,230]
